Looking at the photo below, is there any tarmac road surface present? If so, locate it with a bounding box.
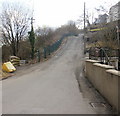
[2,35,114,114]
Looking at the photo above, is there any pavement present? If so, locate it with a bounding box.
[2,34,114,114]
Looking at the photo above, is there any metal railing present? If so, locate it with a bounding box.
[88,47,119,70]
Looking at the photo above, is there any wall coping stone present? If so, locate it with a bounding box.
[93,63,114,69]
[86,60,101,63]
[106,69,120,77]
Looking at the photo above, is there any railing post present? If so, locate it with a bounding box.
[89,48,91,59]
[100,48,104,64]
[118,49,120,71]
[48,45,51,55]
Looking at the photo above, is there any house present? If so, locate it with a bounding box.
[98,14,108,24]
[107,2,120,22]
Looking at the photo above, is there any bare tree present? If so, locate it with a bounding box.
[77,11,91,29]
[95,5,108,14]
[100,22,117,49]
[0,2,31,56]
[35,27,54,49]
[91,22,118,49]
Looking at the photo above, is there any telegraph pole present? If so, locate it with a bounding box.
[28,17,35,59]
[28,0,36,59]
[83,2,86,54]
[118,2,120,71]
[29,17,35,28]
[92,12,94,24]
[84,2,86,31]
[118,21,120,71]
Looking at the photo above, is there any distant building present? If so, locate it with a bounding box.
[94,18,99,24]
[93,14,108,25]
[98,14,108,24]
[107,2,120,22]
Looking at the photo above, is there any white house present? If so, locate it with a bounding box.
[107,2,120,23]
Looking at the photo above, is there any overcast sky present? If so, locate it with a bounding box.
[0,0,119,28]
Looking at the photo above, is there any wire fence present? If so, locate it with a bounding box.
[34,33,74,63]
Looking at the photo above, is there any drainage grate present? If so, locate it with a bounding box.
[90,102,106,108]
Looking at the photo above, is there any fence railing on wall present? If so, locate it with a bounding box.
[88,47,119,70]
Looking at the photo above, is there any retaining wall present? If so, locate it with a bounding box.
[85,60,120,112]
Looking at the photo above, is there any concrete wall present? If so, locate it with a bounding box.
[85,60,120,112]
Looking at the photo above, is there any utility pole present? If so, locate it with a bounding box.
[118,2,120,71]
[83,2,86,54]
[28,17,35,59]
[29,17,35,28]
[118,21,120,71]
[84,2,86,31]
[28,0,35,59]
[92,12,94,24]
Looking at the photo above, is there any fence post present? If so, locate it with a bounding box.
[100,48,104,64]
[89,48,91,59]
[118,49,120,71]
[37,50,40,62]
[48,45,51,55]
[44,47,47,59]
